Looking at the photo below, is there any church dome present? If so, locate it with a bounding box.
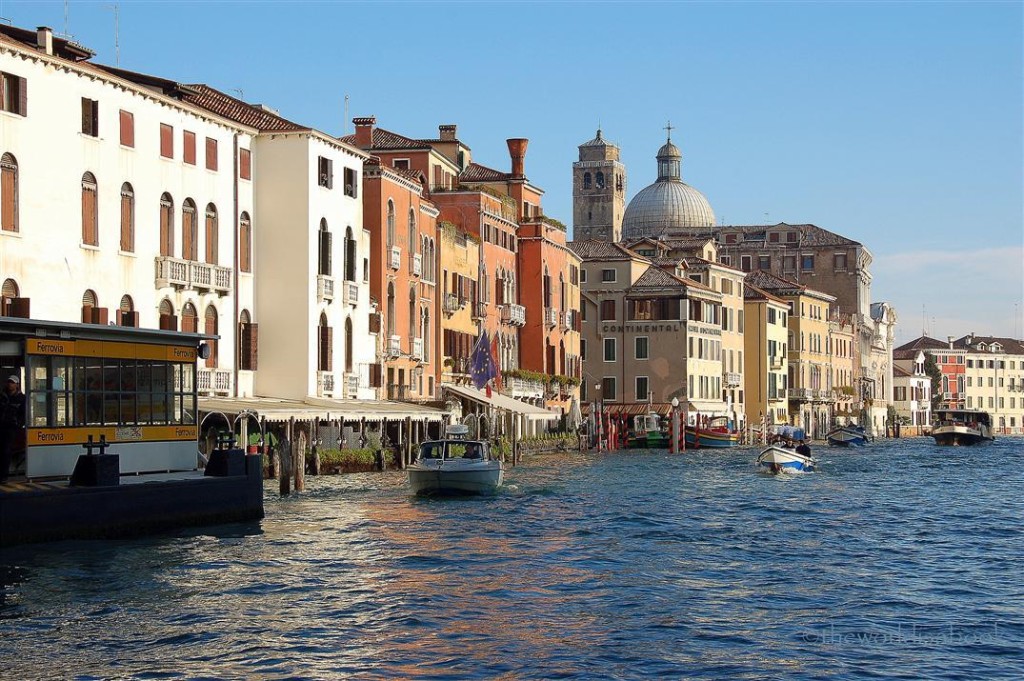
[621,133,715,239]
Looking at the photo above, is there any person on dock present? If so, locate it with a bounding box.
[0,375,26,483]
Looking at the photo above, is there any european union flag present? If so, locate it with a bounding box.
[470,330,498,390]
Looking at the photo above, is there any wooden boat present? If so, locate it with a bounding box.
[684,415,740,449]
[826,425,870,447]
[626,412,670,449]
[757,444,817,473]
[407,425,504,495]
[931,409,995,446]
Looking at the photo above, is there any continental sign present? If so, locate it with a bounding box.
[26,339,197,362]
[27,425,198,447]
[601,324,682,334]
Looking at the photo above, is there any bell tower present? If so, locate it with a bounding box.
[572,129,626,242]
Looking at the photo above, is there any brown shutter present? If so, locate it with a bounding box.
[368,313,381,334]
[205,314,217,368]
[205,211,217,264]
[82,185,97,245]
[120,193,133,252]
[239,322,258,371]
[91,307,108,325]
[206,137,218,171]
[159,313,177,331]
[319,229,332,276]
[319,325,333,371]
[17,76,27,116]
[118,310,139,327]
[9,297,30,318]
[159,202,172,256]
[183,131,196,165]
[369,363,382,388]
[1,166,14,231]
[119,110,134,147]
[240,148,251,180]
[160,124,173,158]
[81,98,90,135]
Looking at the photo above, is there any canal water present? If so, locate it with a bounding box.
[1,438,1022,680]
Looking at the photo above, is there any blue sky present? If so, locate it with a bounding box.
[5,0,1022,342]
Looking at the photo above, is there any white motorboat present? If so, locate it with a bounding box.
[931,409,995,446]
[407,425,504,496]
[757,444,817,473]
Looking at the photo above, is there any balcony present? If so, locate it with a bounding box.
[412,253,422,277]
[317,371,335,397]
[155,257,232,296]
[443,293,461,315]
[343,373,359,399]
[389,246,401,270]
[386,335,402,359]
[770,356,784,370]
[790,387,814,401]
[197,368,232,395]
[724,372,742,388]
[345,281,359,306]
[411,337,424,361]
[507,376,545,401]
[155,256,189,288]
[814,389,835,402]
[545,307,558,327]
[500,303,526,327]
[472,301,488,320]
[560,310,571,330]
[317,274,335,303]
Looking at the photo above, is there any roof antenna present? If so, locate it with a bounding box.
[229,88,244,100]
[104,3,120,66]
[344,94,350,134]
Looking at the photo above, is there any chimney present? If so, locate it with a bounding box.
[947,335,954,349]
[507,138,528,179]
[353,116,376,148]
[36,26,53,55]
[439,124,457,141]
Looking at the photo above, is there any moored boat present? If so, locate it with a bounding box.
[826,424,870,447]
[626,412,670,449]
[684,415,740,449]
[930,409,995,446]
[407,425,504,495]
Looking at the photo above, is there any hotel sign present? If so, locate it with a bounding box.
[602,324,682,334]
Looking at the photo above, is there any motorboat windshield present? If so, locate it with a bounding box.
[418,440,489,461]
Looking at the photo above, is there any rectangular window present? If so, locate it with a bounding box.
[635,376,649,402]
[393,159,410,170]
[119,110,134,147]
[160,124,174,159]
[580,339,587,361]
[725,233,737,244]
[601,268,616,282]
[801,254,815,271]
[635,337,649,360]
[580,268,587,283]
[239,148,251,180]
[602,377,617,401]
[769,232,780,243]
[344,167,358,197]
[787,232,797,243]
[758,255,770,270]
[183,130,196,165]
[205,137,218,171]
[81,98,98,137]
[1,72,27,116]
[603,338,616,362]
[740,255,751,272]
[600,300,616,321]
[318,156,333,188]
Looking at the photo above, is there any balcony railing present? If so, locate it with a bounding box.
[724,372,742,388]
[155,257,232,296]
[443,293,461,315]
[560,310,571,330]
[155,256,189,288]
[790,387,814,400]
[389,246,401,270]
[500,303,526,326]
[343,373,359,399]
[770,356,784,370]
[387,384,408,400]
[386,335,402,359]
[197,368,232,394]
[345,281,359,306]
[507,376,545,401]
[190,261,213,290]
[411,337,424,361]
[545,307,558,327]
[472,302,488,320]
[317,371,335,397]
[317,275,335,303]
[412,253,422,277]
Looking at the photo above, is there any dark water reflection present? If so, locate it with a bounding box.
[1,438,1023,679]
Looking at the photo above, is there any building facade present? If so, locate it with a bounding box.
[743,284,790,429]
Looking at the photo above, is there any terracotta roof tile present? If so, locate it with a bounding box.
[568,240,642,261]
[338,128,431,150]
[460,162,510,183]
[181,84,307,132]
[894,335,951,353]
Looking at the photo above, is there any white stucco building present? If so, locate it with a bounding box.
[0,25,255,396]
[893,349,931,434]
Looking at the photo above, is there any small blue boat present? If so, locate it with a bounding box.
[826,425,870,447]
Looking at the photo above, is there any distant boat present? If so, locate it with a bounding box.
[685,415,740,449]
[826,425,870,447]
[931,409,995,446]
[757,444,817,473]
[407,425,504,496]
[627,412,670,449]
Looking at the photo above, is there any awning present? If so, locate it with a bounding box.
[198,395,447,424]
[581,403,671,417]
[443,384,560,422]
[684,400,730,415]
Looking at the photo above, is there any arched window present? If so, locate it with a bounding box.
[182,199,198,260]
[344,317,353,373]
[480,265,489,304]
[1,153,18,232]
[181,302,198,333]
[543,267,551,308]
[344,226,356,282]
[386,282,396,337]
[1,278,20,316]
[239,309,257,371]
[204,203,218,264]
[386,200,396,249]
[82,172,98,245]
[559,273,566,311]
[318,218,331,276]
[409,287,417,342]
[408,208,417,254]
[159,298,176,330]
[595,171,604,189]
[118,294,135,327]
[159,193,174,257]
[318,312,332,372]
[204,305,218,368]
[495,267,505,306]
[422,307,431,362]
[81,289,98,323]
[239,212,252,273]
[583,172,591,190]
[120,182,135,252]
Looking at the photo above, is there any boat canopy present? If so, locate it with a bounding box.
[772,425,806,441]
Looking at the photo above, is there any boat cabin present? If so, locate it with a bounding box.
[417,424,490,461]
[633,412,662,435]
[933,409,992,429]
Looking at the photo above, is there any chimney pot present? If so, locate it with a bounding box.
[36,26,53,55]
[353,116,376,148]
[507,138,528,179]
[439,124,457,141]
